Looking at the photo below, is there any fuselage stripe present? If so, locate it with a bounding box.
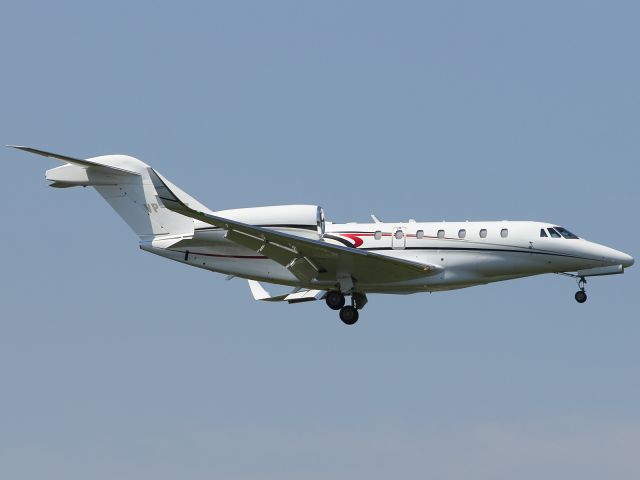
[171,250,268,259]
[361,246,598,262]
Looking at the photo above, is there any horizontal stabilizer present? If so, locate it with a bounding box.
[8,145,141,175]
[11,145,197,239]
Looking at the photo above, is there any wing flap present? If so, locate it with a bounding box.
[285,257,320,283]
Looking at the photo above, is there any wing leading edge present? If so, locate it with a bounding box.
[148,169,441,286]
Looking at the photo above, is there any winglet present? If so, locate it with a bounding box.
[247,280,293,302]
[248,280,326,303]
[248,280,272,300]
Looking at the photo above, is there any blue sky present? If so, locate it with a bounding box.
[1,1,639,478]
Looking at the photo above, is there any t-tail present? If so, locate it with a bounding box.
[9,146,207,246]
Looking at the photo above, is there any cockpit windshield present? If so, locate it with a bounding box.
[554,226,579,239]
[547,227,561,238]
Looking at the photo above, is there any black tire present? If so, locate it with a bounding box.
[326,291,346,310]
[339,306,359,325]
[575,291,587,303]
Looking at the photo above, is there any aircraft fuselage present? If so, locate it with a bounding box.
[143,219,633,293]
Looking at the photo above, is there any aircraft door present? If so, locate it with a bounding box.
[392,226,406,249]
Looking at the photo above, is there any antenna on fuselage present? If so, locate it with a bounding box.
[371,214,382,223]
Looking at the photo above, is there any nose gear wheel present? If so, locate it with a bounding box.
[575,276,587,303]
[556,272,590,304]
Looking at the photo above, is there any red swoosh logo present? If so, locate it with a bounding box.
[341,233,364,248]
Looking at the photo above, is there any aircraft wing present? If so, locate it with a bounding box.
[248,280,326,303]
[149,169,440,285]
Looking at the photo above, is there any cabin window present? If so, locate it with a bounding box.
[374,230,382,240]
[548,227,561,238]
[479,229,487,238]
[540,229,548,237]
[437,229,445,239]
[394,230,404,240]
[555,226,579,239]
[416,230,424,239]
[501,228,508,238]
[458,229,466,239]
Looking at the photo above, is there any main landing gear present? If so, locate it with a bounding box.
[325,291,346,310]
[339,305,359,325]
[575,276,587,304]
[325,291,367,325]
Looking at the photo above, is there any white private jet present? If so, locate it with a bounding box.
[12,146,634,325]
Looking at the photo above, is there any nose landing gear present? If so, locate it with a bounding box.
[557,272,590,304]
[575,277,587,303]
[556,272,587,303]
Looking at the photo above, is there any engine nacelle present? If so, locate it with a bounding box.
[213,205,325,238]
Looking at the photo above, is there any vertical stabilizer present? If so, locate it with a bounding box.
[11,146,201,242]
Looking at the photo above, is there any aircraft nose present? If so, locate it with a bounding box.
[618,251,634,268]
[607,247,634,268]
[589,243,634,268]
